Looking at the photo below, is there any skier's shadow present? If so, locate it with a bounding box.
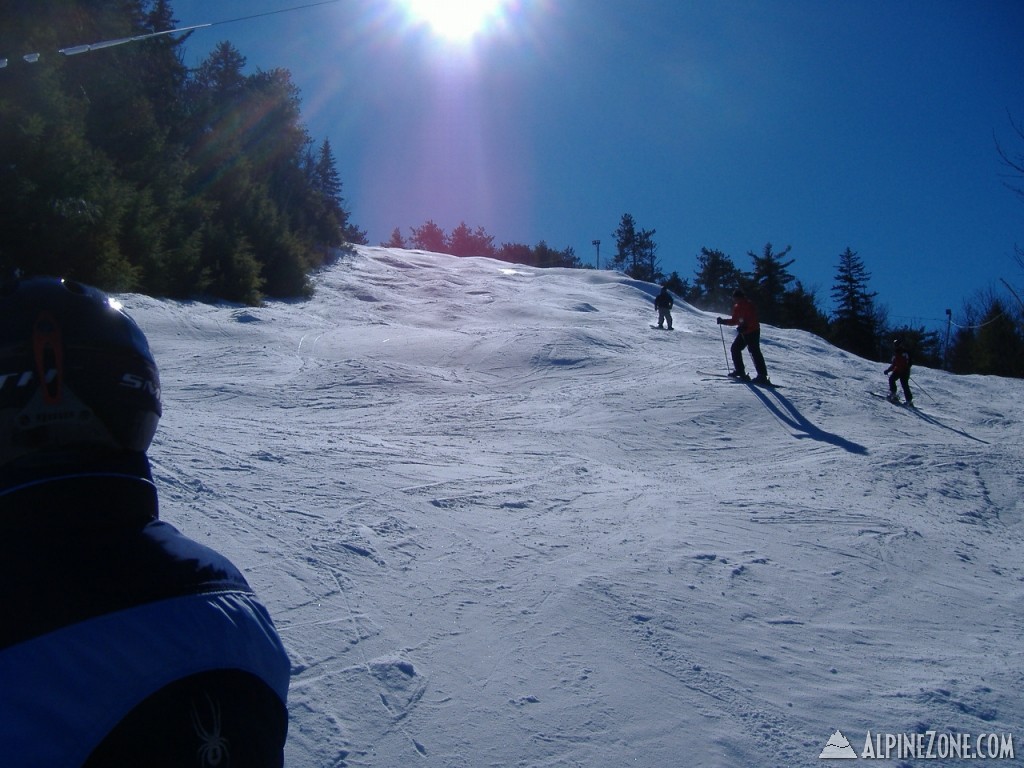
[906,405,989,444]
[744,385,869,455]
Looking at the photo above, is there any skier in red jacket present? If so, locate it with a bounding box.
[885,338,913,406]
[716,289,771,384]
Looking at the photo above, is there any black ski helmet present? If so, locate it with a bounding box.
[0,277,161,467]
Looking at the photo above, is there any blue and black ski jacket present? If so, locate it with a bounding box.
[0,455,290,767]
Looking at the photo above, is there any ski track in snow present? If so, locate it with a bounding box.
[127,247,1024,767]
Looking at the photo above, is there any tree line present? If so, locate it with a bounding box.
[382,221,582,269]
[608,211,1023,376]
[382,209,1023,376]
[0,0,365,305]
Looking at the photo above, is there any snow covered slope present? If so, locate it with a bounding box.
[124,246,1024,767]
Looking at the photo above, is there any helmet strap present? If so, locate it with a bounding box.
[32,311,64,405]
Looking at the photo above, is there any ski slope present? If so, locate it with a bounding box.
[124,246,1024,766]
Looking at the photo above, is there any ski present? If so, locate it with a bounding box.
[650,324,673,330]
[697,370,739,379]
[697,370,779,388]
[868,391,914,408]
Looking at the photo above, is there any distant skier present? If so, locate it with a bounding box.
[0,277,290,767]
[716,289,771,384]
[654,285,674,330]
[884,337,913,406]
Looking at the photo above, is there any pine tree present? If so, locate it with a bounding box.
[663,271,689,298]
[612,213,661,282]
[0,1,362,302]
[496,242,533,265]
[748,243,795,325]
[633,227,661,283]
[781,280,830,336]
[830,247,879,359]
[888,325,943,369]
[448,222,496,257]
[312,137,365,246]
[532,241,579,268]
[140,0,190,131]
[691,248,743,311]
[950,294,1024,376]
[309,137,364,248]
[410,220,448,252]
[611,214,637,273]
[382,228,407,248]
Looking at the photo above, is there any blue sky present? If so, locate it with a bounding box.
[167,0,1024,328]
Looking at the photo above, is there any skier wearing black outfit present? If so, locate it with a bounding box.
[0,277,290,767]
[654,285,674,330]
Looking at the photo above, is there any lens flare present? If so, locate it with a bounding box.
[400,0,509,42]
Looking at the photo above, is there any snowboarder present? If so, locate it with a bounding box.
[716,289,771,384]
[0,277,290,767]
[654,285,674,330]
[884,337,913,406]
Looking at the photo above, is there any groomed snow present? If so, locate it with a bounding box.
[124,246,1024,766]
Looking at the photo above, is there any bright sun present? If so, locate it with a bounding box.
[401,0,509,42]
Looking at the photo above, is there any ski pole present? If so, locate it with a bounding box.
[909,376,935,402]
[719,323,730,372]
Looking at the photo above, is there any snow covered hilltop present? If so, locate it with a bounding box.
[127,246,1023,766]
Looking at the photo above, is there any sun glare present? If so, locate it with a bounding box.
[401,0,509,42]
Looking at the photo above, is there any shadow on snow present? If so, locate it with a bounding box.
[744,385,869,455]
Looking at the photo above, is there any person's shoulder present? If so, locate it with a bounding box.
[137,524,252,593]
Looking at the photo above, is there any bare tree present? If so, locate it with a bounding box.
[996,111,1024,200]
[996,111,1024,270]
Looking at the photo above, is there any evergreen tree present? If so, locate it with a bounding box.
[0,2,363,303]
[312,138,342,200]
[532,241,558,268]
[448,222,496,257]
[410,220,448,252]
[781,280,830,336]
[691,248,743,311]
[611,214,637,273]
[633,227,661,283]
[830,247,879,359]
[748,242,795,325]
[947,300,980,374]
[496,242,533,265]
[532,241,580,268]
[382,228,407,248]
[559,244,582,269]
[299,137,345,254]
[949,294,1024,377]
[190,40,248,97]
[1,3,125,285]
[141,0,191,130]
[310,137,364,245]
[663,271,689,299]
[611,213,661,282]
[887,325,943,370]
[974,300,1022,376]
